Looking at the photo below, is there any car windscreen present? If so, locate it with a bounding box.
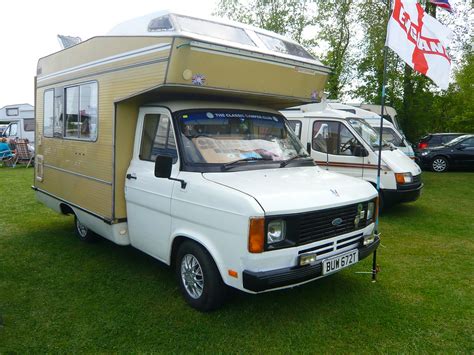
[177,110,307,166]
[347,118,387,149]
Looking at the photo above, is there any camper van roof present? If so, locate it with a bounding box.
[327,102,380,119]
[107,10,326,68]
[282,103,360,120]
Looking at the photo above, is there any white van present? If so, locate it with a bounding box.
[34,11,380,311]
[327,102,415,159]
[283,103,423,207]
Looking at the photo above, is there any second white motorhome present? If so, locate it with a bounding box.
[283,103,423,208]
[0,104,35,143]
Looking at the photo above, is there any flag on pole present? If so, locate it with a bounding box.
[386,0,453,89]
[429,0,453,13]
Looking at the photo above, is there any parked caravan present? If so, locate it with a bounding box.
[328,103,415,159]
[34,11,380,311]
[283,103,422,208]
[0,104,35,143]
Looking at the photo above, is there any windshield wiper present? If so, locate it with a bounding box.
[280,154,309,167]
[221,157,272,171]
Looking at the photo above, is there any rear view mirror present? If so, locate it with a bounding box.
[155,155,173,178]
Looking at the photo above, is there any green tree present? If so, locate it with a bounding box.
[312,0,355,99]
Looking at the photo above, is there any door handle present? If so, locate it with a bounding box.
[126,173,137,180]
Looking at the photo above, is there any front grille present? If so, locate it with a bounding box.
[295,201,371,246]
[413,174,422,184]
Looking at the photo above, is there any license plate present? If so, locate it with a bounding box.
[322,250,358,275]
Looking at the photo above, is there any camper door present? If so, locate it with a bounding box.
[309,119,366,178]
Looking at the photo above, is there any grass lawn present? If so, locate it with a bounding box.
[0,168,473,352]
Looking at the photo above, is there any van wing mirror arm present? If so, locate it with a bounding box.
[169,177,187,189]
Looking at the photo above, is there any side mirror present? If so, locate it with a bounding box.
[154,155,172,178]
[154,155,187,189]
[457,144,466,151]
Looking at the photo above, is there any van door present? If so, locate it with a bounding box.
[125,107,179,262]
[4,122,18,140]
[309,120,365,178]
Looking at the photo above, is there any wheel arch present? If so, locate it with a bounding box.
[169,234,226,282]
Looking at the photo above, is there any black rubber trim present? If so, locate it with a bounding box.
[242,237,380,292]
[383,183,423,204]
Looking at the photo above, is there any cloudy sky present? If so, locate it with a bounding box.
[0,0,218,108]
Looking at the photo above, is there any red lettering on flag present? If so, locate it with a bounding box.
[392,0,450,74]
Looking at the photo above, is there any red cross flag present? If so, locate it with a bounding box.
[386,0,453,89]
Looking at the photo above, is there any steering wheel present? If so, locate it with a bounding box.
[340,138,356,152]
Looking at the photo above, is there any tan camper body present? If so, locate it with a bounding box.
[34,11,330,225]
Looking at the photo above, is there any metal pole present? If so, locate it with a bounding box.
[373,0,392,282]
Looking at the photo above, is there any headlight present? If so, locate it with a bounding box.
[395,172,413,184]
[267,220,286,244]
[367,201,375,221]
[421,150,430,156]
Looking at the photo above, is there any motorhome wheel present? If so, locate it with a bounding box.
[74,215,98,243]
[175,241,226,312]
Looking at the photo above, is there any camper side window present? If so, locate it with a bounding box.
[43,90,54,137]
[139,114,177,162]
[63,82,98,141]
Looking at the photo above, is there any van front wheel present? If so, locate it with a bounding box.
[175,241,226,312]
[74,215,98,243]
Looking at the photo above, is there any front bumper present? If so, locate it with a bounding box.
[242,236,380,292]
[383,182,423,205]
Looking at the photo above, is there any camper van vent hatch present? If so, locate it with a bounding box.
[148,16,174,32]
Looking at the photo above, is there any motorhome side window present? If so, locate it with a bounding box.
[313,121,364,156]
[64,82,98,141]
[43,90,54,137]
[139,114,177,162]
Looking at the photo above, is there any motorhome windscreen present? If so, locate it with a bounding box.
[348,118,387,149]
[256,32,314,59]
[174,15,256,47]
[374,127,403,146]
[177,110,306,165]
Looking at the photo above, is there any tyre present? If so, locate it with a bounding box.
[431,156,449,172]
[175,241,226,312]
[74,215,98,243]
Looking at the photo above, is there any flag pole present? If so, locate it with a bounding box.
[373,0,392,282]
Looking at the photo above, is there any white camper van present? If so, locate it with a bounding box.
[283,103,422,207]
[0,104,35,143]
[328,103,415,159]
[34,11,379,311]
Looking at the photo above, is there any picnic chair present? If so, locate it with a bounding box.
[0,146,15,167]
[13,140,34,168]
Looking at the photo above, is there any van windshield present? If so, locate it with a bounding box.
[177,110,308,168]
[347,118,387,149]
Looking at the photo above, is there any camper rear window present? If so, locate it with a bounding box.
[175,15,256,47]
[256,33,314,60]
